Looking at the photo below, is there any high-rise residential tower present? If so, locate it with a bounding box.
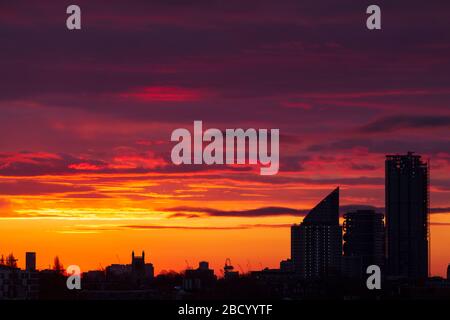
[385,152,429,280]
[291,187,342,279]
[343,210,385,279]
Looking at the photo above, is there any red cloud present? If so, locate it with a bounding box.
[0,152,62,167]
[68,162,104,171]
[109,154,166,170]
[120,86,207,102]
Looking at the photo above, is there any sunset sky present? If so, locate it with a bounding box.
[0,1,450,276]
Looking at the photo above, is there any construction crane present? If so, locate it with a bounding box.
[224,258,234,273]
[224,258,239,280]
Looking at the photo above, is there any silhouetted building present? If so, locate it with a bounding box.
[131,251,154,285]
[343,210,384,279]
[106,264,129,280]
[183,261,216,291]
[280,259,294,272]
[290,224,301,271]
[131,251,145,277]
[82,270,106,290]
[386,152,429,280]
[291,187,342,279]
[38,269,70,299]
[104,251,154,286]
[341,256,363,280]
[0,265,39,299]
[26,252,36,271]
[447,264,450,281]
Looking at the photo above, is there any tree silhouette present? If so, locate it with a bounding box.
[5,253,18,268]
[53,256,64,273]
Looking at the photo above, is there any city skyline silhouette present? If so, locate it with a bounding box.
[1,152,448,299]
[0,1,449,301]
[0,153,441,279]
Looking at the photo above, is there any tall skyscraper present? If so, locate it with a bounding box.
[343,210,384,279]
[25,252,36,271]
[386,152,429,280]
[291,187,342,279]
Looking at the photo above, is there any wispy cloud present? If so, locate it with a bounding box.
[360,115,450,133]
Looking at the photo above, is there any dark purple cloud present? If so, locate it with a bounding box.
[162,204,450,218]
[163,206,308,217]
[360,115,450,133]
[161,205,382,218]
[0,1,449,215]
[1,1,450,116]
